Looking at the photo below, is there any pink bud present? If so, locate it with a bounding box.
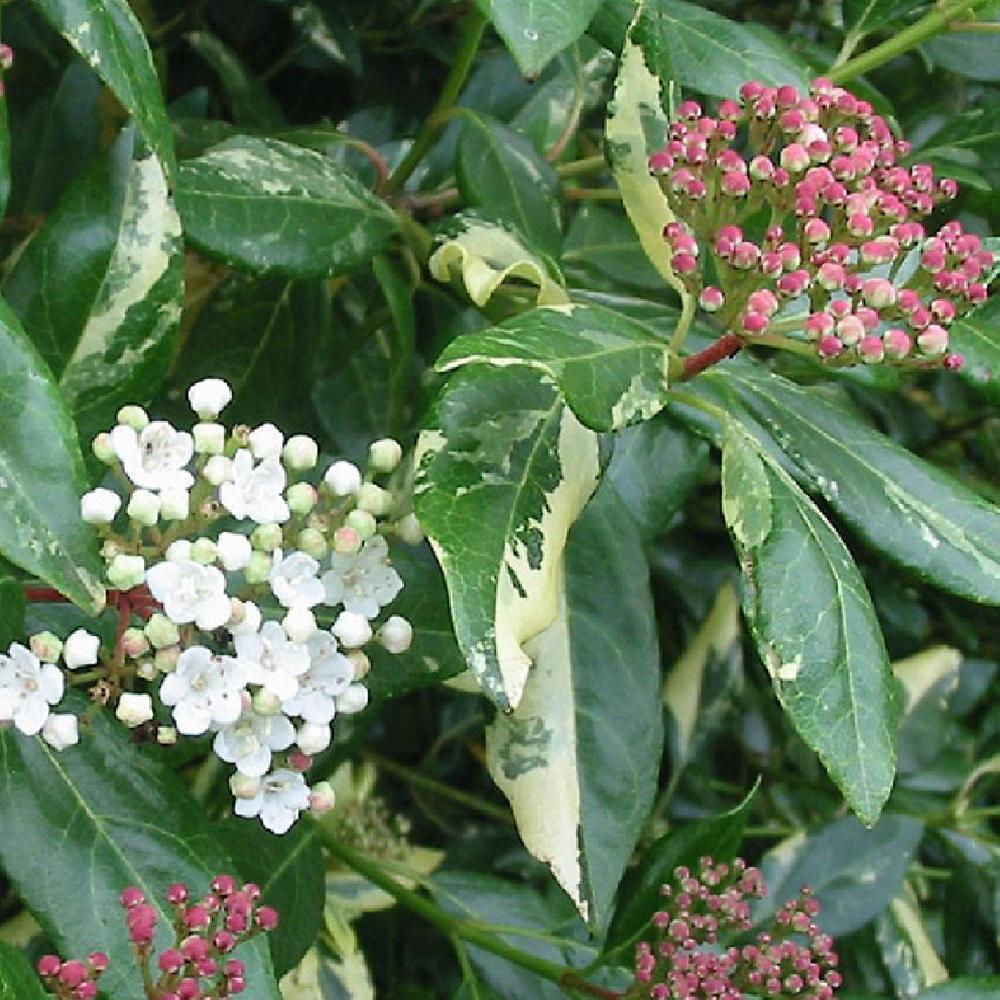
[748,290,779,316]
[120,887,145,909]
[177,980,200,1000]
[909,306,932,330]
[74,983,98,1000]
[225,960,247,978]
[685,177,707,199]
[856,306,880,331]
[159,949,186,974]
[648,150,673,174]
[938,178,959,199]
[288,749,313,772]
[760,252,783,277]
[255,906,280,931]
[805,313,834,339]
[917,324,949,356]
[817,263,845,291]
[884,329,912,359]
[944,353,965,370]
[780,143,810,172]
[731,242,761,270]
[227,978,247,995]
[779,109,805,132]
[921,247,947,272]
[749,155,774,180]
[967,283,989,304]
[225,911,249,934]
[859,336,885,364]
[776,85,800,107]
[861,278,896,309]
[897,289,921,313]
[836,316,865,346]
[243,883,262,901]
[699,287,725,312]
[59,961,89,987]
[771,167,791,188]
[671,252,698,275]
[167,883,189,905]
[677,100,701,119]
[931,299,956,323]
[862,238,899,265]
[719,99,741,120]
[803,219,830,244]
[818,335,844,358]
[776,269,811,297]
[37,955,62,977]
[778,243,801,270]
[195,958,217,977]
[214,931,238,953]
[722,172,751,197]
[185,906,210,930]
[741,312,770,335]
[740,80,765,102]
[181,935,210,962]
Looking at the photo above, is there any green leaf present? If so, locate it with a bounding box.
[436,302,672,432]
[604,5,689,304]
[0,572,27,651]
[913,104,1000,179]
[485,483,664,928]
[187,30,285,127]
[756,814,925,935]
[926,24,1000,82]
[712,366,1000,605]
[0,299,105,612]
[631,0,812,99]
[218,820,325,979]
[0,698,280,1000]
[456,115,562,257]
[562,203,664,293]
[474,0,605,78]
[721,421,898,825]
[429,216,568,308]
[286,1,362,75]
[607,784,757,949]
[414,365,601,710]
[5,131,182,442]
[27,0,175,178]
[950,296,1000,401]
[0,941,46,1000]
[175,136,398,277]
[916,978,1000,999]
[843,0,926,40]
[876,885,949,998]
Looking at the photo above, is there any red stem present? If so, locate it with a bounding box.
[24,586,72,603]
[680,333,744,380]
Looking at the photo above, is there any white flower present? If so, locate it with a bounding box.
[281,631,354,724]
[234,621,310,701]
[111,421,194,492]
[282,606,317,643]
[282,435,318,470]
[0,644,64,736]
[323,460,362,496]
[64,629,101,670]
[336,683,369,715]
[213,709,295,777]
[80,488,121,524]
[378,615,413,655]
[219,450,290,524]
[42,713,79,750]
[249,423,284,461]
[160,646,247,735]
[116,692,154,728]
[322,535,403,619]
[188,378,232,420]
[228,600,261,637]
[295,721,331,756]
[269,549,324,609]
[331,611,372,649]
[217,532,252,572]
[234,768,310,835]
[146,559,231,629]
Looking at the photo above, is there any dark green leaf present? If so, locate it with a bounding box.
[175,136,398,277]
[0,941,46,1000]
[0,696,280,1000]
[562,203,664,293]
[486,483,665,928]
[414,365,602,710]
[0,299,104,611]
[0,572,27,651]
[756,814,924,935]
[5,130,183,441]
[722,422,898,825]
[187,30,284,127]
[218,820,325,978]
[608,784,757,949]
[436,302,672,432]
[712,367,1000,605]
[913,104,1000,179]
[926,27,1000,82]
[950,296,1000,401]
[843,0,927,40]
[917,981,1000,1000]
[474,0,605,78]
[631,0,812,99]
[287,1,362,75]
[456,115,562,257]
[27,0,175,178]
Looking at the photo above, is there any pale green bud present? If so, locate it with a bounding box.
[193,422,226,455]
[332,525,362,555]
[126,489,160,526]
[368,437,403,474]
[356,483,391,517]
[251,523,283,552]
[121,627,150,659]
[145,613,180,650]
[297,527,328,559]
[252,689,283,716]
[345,509,377,540]
[155,645,180,673]
[287,482,318,515]
[29,631,63,663]
[395,513,424,546]
[245,550,272,584]
[116,405,149,430]
[92,432,117,465]
[191,537,218,565]
[157,726,178,746]
[108,553,145,590]
[282,434,319,470]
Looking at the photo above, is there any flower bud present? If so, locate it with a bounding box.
[698,287,725,313]
[336,684,370,715]
[368,437,404,474]
[297,527,328,559]
[283,606,317,643]
[332,526,362,555]
[230,773,261,800]
[30,631,63,663]
[228,599,261,636]
[160,488,191,521]
[357,483,391,517]
[127,489,161,526]
[155,646,180,673]
[80,488,122,524]
[217,532,252,571]
[395,512,424,545]
[121,627,149,659]
[288,749,313,772]
[836,315,864,346]
[252,689,282,716]
[309,781,336,816]
[116,405,149,430]
[191,537,218,565]
[158,726,178,745]
[332,611,372,649]
[116,693,154,728]
[193,422,226,455]
[251,523,283,553]
[64,629,101,669]
[917,324,949,356]
[145,613,180,649]
[136,660,158,681]
[861,277,896,309]
[244,551,272,585]
[287,482,318,515]
[296,722,331,756]
[92,432,117,464]
[42,713,79,751]
[378,615,413,655]
[818,335,844,359]
[324,460,362,496]
[348,649,371,680]
[282,435,319,470]
[188,379,232,420]
[859,335,885,364]
[345,509,377,540]
[249,423,284,461]
[203,455,233,485]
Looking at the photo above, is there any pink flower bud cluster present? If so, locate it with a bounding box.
[650,79,995,370]
[633,856,842,999]
[38,876,278,1000]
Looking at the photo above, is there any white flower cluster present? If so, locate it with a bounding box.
[61,378,419,834]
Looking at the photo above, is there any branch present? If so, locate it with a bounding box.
[679,333,744,380]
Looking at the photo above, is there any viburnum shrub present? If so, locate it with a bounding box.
[0,0,996,997]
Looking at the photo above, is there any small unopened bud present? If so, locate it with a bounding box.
[309,781,336,816]
[116,405,149,430]
[116,692,154,728]
[92,432,117,465]
[248,423,284,461]
[157,726,178,745]
[145,614,180,649]
[332,526,362,555]
[202,455,233,485]
[30,631,64,663]
[64,629,101,669]
[698,286,725,313]
[122,627,150,659]
[336,684,370,715]
[332,611,372,649]
[818,335,844,359]
[347,649,371,680]
[127,489,161,526]
[283,606,317,643]
[155,645,181,673]
[296,722,331,756]
[356,483,391,517]
[160,488,191,521]
[345,509,377,540]
[80,487,122,524]
[193,422,226,455]
[41,713,79,751]
[166,539,192,562]
[251,523,283,553]
[136,660,158,681]
[917,324,949,356]
[378,615,413,654]
[108,554,145,590]
[396,512,424,545]
[228,599,261,636]
[324,460,362,496]
[369,438,403,474]
[288,750,313,772]
[282,435,319,470]
[252,689,282,716]
[230,773,261,800]
[244,551,272,585]
[297,527,328,559]
[188,379,232,420]
[286,482,318,515]
[858,335,885,364]
[191,537,218,565]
